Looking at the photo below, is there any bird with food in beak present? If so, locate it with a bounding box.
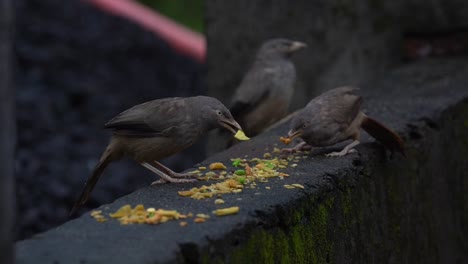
[71,96,246,215]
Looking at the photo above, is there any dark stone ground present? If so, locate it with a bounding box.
[16,58,468,263]
[15,0,204,240]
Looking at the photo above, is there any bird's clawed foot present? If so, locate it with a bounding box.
[281,142,312,154]
[169,171,199,179]
[326,148,357,157]
[151,177,197,185]
[325,140,360,157]
[142,162,198,186]
[151,161,199,179]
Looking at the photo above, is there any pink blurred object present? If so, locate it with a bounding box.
[84,0,206,62]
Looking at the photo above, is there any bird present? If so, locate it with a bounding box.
[219,38,306,149]
[282,86,405,156]
[70,96,243,215]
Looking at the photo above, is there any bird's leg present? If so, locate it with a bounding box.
[150,161,197,179]
[281,141,312,153]
[326,140,360,157]
[150,179,168,185]
[141,162,196,185]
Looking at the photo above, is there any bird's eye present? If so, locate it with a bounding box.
[302,124,307,128]
[216,110,222,116]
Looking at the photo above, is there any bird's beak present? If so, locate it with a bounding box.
[289,41,307,52]
[219,118,242,134]
[287,129,303,140]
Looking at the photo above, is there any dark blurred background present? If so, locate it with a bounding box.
[15,0,204,240]
[205,0,468,109]
[11,0,468,242]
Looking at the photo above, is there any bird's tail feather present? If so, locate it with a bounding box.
[70,144,114,216]
[361,116,405,156]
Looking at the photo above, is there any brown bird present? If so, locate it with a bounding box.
[283,86,405,156]
[226,38,306,142]
[71,96,242,215]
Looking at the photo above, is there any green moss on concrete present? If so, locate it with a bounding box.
[224,195,336,264]
[217,180,387,263]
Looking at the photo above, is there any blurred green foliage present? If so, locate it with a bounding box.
[138,0,203,32]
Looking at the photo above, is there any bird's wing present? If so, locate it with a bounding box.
[329,88,362,125]
[229,66,283,120]
[229,91,270,121]
[303,87,362,140]
[328,97,362,127]
[104,97,186,137]
[310,87,362,126]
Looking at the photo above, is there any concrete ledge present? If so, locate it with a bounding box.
[16,58,468,263]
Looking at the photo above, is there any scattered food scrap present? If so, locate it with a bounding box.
[232,158,242,167]
[177,179,243,199]
[214,199,225,204]
[196,213,210,218]
[237,176,246,184]
[194,213,210,223]
[280,136,292,145]
[213,206,240,216]
[284,184,305,190]
[291,183,305,189]
[205,171,217,177]
[234,130,250,140]
[188,170,202,177]
[106,204,187,225]
[235,169,246,176]
[194,217,206,223]
[90,210,107,222]
[90,150,307,227]
[209,162,227,170]
[179,153,301,200]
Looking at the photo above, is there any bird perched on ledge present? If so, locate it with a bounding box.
[213,38,306,152]
[282,86,405,156]
[71,96,243,215]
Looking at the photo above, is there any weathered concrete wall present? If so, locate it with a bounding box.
[16,58,468,263]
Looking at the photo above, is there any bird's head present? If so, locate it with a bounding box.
[198,96,242,134]
[259,38,307,58]
[287,115,310,140]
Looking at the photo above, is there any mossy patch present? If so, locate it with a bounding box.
[212,194,338,264]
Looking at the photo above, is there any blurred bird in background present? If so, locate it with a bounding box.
[212,38,306,152]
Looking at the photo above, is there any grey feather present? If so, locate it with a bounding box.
[105,97,186,137]
[292,86,362,146]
